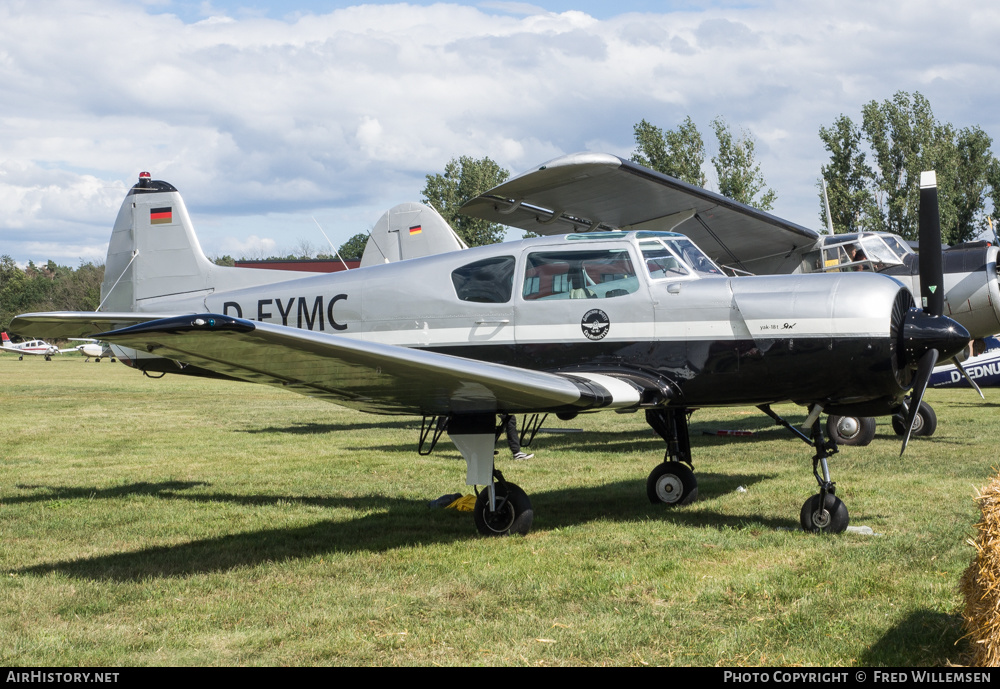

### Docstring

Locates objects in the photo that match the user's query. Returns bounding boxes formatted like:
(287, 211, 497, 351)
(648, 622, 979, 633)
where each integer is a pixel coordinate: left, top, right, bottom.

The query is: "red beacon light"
(137, 171, 151, 188)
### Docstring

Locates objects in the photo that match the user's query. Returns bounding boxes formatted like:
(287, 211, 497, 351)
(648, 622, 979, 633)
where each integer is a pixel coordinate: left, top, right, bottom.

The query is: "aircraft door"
(514, 246, 654, 364)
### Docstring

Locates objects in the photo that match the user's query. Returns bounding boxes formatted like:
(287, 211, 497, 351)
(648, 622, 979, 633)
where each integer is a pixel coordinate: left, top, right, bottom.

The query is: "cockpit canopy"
(449, 231, 725, 305)
(803, 232, 913, 273)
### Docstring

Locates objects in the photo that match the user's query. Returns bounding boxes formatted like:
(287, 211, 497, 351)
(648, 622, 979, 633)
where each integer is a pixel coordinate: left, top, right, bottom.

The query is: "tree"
(337, 232, 369, 261)
(631, 116, 707, 186)
(818, 115, 878, 233)
(422, 156, 510, 246)
(820, 91, 998, 243)
(710, 117, 777, 211)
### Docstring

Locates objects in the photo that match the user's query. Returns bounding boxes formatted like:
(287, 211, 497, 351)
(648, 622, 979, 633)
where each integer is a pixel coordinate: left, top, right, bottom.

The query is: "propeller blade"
(918, 170, 944, 317)
(900, 348, 938, 456)
(953, 358, 986, 400)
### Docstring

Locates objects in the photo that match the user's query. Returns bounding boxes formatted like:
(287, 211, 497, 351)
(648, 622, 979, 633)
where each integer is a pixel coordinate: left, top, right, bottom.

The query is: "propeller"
(952, 356, 986, 400)
(899, 171, 971, 454)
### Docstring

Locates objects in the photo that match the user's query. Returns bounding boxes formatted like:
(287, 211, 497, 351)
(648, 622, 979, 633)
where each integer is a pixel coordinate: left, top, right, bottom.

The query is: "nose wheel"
(800, 492, 849, 533)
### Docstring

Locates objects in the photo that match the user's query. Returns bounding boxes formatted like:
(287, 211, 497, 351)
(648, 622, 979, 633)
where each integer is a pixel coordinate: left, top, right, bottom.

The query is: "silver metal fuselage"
(139, 233, 911, 412)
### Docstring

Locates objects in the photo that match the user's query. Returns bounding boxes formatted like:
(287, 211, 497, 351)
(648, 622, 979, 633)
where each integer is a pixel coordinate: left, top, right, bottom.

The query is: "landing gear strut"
(644, 408, 699, 506)
(444, 413, 534, 537)
(759, 404, 850, 533)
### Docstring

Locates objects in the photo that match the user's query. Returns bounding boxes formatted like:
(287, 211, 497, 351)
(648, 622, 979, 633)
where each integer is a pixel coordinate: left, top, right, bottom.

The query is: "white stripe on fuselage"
(254, 317, 888, 347)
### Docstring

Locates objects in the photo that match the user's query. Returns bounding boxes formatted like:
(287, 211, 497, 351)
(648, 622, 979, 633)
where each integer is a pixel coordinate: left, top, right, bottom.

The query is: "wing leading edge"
(460, 152, 820, 274)
(91, 314, 642, 416)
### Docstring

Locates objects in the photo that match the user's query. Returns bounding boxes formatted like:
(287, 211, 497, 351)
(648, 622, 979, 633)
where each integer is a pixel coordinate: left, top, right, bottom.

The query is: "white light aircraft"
(0, 332, 73, 360)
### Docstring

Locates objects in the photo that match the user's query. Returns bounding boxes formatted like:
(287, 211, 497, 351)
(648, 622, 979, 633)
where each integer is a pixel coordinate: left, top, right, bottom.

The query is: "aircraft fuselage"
(126, 231, 917, 416)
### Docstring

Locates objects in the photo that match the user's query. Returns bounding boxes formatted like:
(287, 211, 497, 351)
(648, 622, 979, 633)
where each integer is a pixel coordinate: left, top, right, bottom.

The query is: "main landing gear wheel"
(891, 401, 937, 437)
(474, 481, 533, 537)
(826, 415, 876, 446)
(646, 461, 698, 506)
(800, 493, 849, 533)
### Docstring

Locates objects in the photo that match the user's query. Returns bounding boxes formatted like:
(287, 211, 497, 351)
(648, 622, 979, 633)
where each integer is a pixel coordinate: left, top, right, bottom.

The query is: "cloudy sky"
(2, 0, 998, 265)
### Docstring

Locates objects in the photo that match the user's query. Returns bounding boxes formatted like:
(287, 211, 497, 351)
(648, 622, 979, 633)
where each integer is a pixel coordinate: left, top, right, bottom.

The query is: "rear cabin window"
(523, 249, 639, 300)
(451, 256, 516, 303)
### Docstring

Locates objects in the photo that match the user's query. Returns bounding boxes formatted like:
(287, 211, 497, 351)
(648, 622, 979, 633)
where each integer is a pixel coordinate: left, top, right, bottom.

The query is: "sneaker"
(513, 452, 534, 461)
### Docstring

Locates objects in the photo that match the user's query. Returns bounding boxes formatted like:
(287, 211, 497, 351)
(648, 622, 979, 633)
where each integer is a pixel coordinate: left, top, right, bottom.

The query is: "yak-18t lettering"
(12, 169, 969, 535)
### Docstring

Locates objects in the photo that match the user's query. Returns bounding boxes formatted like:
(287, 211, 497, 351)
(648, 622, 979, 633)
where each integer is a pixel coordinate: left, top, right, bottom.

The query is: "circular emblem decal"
(581, 309, 610, 340)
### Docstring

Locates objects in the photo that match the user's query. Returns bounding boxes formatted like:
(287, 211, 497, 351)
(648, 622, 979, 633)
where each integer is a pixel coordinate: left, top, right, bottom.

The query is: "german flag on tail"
(150, 207, 173, 225)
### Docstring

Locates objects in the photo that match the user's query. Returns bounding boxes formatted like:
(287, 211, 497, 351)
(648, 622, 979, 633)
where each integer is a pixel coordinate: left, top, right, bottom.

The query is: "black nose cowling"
(902, 309, 970, 366)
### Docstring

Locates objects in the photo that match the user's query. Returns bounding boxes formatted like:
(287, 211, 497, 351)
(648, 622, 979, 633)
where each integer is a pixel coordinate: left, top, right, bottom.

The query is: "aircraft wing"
(460, 152, 820, 273)
(79, 314, 642, 416)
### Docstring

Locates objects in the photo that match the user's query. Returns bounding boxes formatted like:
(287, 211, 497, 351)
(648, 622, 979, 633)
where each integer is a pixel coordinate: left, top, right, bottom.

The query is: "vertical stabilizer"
(101, 172, 322, 312)
(360, 202, 466, 267)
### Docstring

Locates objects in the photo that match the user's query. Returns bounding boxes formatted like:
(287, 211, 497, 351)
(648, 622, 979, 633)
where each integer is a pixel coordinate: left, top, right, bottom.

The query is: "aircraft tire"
(826, 415, 876, 446)
(646, 461, 698, 506)
(800, 493, 849, 533)
(473, 482, 533, 537)
(891, 401, 937, 437)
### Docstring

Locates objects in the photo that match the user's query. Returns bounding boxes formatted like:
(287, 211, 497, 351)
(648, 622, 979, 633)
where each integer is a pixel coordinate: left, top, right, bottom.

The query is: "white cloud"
(0, 0, 998, 262)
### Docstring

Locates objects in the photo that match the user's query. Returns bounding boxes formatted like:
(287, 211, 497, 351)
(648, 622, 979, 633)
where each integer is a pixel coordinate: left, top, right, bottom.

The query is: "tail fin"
(360, 202, 466, 267)
(101, 172, 320, 312)
(1, 332, 10, 344)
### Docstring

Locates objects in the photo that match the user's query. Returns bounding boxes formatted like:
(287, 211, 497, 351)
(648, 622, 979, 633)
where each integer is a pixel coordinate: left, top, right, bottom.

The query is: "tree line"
(0, 257, 104, 332)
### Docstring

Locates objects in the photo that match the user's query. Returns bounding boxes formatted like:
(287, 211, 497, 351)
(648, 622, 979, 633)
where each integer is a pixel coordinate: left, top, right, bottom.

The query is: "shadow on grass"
(858, 609, 968, 667)
(9, 481, 211, 505)
(239, 419, 420, 434)
(16, 473, 794, 582)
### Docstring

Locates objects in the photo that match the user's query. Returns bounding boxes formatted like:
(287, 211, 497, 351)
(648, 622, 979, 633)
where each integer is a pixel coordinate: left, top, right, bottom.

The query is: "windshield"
(859, 235, 908, 264)
(640, 237, 722, 279)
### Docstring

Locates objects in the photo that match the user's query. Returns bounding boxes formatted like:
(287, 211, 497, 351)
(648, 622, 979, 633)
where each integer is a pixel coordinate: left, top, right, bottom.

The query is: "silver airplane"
(12, 170, 969, 536)
(462, 153, 1000, 445)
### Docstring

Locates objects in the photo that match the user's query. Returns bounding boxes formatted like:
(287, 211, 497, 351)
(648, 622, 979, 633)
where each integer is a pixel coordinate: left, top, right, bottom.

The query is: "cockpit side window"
(642, 238, 721, 279)
(523, 249, 639, 300)
(641, 241, 689, 279)
(451, 256, 516, 303)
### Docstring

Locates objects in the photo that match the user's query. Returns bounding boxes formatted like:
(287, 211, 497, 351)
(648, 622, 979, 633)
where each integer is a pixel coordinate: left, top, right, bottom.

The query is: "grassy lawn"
(0, 354, 992, 666)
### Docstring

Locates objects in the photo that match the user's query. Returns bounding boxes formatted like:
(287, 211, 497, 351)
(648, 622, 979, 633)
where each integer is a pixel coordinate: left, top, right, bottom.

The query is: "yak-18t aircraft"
(12, 170, 970, 535)
(462, 153, 1000, 445)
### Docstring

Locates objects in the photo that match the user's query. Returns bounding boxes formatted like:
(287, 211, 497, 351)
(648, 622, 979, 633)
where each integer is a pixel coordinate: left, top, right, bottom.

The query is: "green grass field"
(0, 354, 993, 666)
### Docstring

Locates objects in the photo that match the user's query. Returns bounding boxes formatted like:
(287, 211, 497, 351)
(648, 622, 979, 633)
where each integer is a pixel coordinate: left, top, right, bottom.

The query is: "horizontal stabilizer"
(9, 312, 181, 340)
